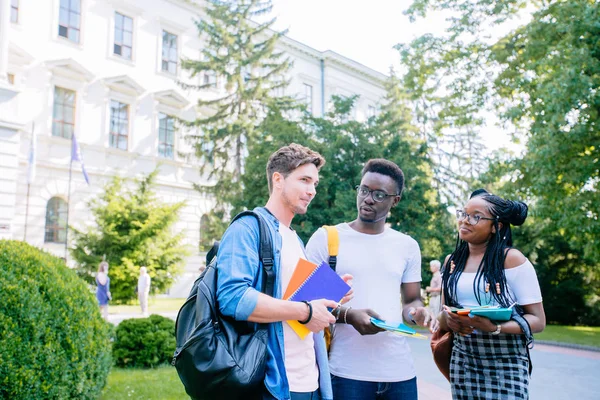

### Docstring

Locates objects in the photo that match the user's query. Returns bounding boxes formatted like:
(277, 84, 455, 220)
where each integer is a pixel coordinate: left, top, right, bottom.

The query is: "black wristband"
(298, 301, 313, 324)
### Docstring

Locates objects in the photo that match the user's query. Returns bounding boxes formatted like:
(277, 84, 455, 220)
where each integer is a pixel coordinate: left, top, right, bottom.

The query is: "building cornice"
(46, 58, 94, 82)
(103, 75, 146, 96)
(154, 89, 190, 109)
(0, 117, 25, 131)
(159, 0, 388, 87)
(9, 43, 35, 67)
(105, 0, 146, 16)
(277, 37, 387, 86)
(164, 0, 204, 16)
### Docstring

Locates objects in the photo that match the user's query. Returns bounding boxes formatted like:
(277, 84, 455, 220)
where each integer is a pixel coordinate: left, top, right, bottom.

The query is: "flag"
(71, 133, 90, 184)
(27, 125, 36, 184)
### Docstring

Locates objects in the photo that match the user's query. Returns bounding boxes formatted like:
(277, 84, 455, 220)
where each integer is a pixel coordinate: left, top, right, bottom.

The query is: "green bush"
(113, 314, 176, 368)
(0, 240, 112, 399)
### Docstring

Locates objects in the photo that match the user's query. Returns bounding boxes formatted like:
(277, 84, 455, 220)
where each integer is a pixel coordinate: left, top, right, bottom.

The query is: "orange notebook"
(284, 258, 318, 300)
(284, 259, 318, 339)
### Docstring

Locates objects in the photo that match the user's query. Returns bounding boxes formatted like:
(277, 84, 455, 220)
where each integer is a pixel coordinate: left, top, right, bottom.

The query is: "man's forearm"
(247, 293, 310, 323)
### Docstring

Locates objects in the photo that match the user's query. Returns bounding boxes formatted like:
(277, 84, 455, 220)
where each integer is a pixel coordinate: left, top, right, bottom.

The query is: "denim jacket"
(216, 207, 333, 400)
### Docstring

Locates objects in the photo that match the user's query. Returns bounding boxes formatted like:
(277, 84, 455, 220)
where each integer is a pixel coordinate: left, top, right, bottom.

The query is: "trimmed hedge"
(0, 240, 112, 399)
(113, 314, 176, 368)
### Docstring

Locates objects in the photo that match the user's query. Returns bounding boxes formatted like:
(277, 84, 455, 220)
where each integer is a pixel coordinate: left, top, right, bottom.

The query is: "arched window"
(45, 197, 68, 243)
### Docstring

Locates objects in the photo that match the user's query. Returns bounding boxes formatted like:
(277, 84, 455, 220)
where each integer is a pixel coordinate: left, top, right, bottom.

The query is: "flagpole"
(24, 122, 35, 242)
(24, 183, 31, 241)
(65, 137, 74, 261)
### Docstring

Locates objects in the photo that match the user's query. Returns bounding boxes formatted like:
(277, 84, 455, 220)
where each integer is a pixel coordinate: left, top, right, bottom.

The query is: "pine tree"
(70, 170, 189, 302)
(180, 0, 293, 211)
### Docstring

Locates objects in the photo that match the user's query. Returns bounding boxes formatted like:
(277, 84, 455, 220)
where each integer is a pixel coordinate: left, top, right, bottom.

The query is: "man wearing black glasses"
(306, 158, 438, 400)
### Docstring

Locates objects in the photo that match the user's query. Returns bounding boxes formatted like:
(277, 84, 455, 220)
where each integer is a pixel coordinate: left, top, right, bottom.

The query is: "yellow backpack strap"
(322, 225, 339, 271)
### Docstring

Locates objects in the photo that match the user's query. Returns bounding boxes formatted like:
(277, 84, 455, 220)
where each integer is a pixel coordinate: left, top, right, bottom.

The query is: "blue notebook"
(370, 318, 428, 339)
(288, 261, 351, 304)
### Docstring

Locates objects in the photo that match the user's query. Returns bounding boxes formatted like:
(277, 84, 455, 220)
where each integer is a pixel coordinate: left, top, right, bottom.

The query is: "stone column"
(0, 0, 10, 84)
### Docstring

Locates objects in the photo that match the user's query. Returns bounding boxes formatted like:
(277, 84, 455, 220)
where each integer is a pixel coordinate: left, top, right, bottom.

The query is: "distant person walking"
(137, 266, 151, 316)
(426, 260, 442, 317)
(96, 261, 111, 320)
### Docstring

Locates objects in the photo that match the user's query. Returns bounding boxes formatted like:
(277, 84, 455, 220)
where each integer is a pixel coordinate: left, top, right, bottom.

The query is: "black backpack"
(172, 211, 275, 400)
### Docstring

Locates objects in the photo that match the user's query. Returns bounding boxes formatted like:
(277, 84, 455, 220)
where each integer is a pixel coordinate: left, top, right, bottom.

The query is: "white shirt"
(456, 259, 543, 308)
(279, 223, 318, 392)
(138, 274, 151, 293)
(306, 223, 422, 382)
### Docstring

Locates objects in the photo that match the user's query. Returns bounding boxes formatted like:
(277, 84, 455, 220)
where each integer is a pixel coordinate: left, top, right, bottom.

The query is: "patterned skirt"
(450, 332, 529, 399)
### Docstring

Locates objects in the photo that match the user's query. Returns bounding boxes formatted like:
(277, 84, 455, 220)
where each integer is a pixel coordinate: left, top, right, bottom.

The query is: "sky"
(267, 0, 447, 74)
(262, 1, 527, 152)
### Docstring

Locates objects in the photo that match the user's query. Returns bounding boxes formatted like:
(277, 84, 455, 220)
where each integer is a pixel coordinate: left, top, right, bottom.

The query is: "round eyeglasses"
(455, 210, 496, 225)
(355, 185, 399, 203)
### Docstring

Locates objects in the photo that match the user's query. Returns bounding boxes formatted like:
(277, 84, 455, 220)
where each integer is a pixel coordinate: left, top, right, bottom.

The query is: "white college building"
(0, 0, 387, 294)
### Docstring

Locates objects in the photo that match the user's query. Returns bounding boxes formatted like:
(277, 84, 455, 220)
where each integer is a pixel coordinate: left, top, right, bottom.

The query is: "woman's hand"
(465, 314, 497, 333)
(442, 305, 474, 336)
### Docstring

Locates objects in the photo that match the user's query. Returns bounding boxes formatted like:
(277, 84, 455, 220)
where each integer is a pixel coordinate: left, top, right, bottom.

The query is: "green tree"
(180, 0, 292, 210)
(491, 1, 600, 263)
(402, 0, 600, 323)
(234, 91, 454, 271)
(395, 35, 490, 205)
(199, 209, 227, 252)
(70, 170, 189, 302)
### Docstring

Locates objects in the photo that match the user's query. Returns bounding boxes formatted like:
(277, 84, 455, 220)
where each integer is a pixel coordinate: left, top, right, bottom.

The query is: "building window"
(161, 31, 178, 74)
(158, 113, 175, 159)
(10, 0, 18, 23)
(203, 71, 217, 88)
(52, 87, 76, 139)
(58, 0, 81, 43)
(45, 197, 68, 243)
(368, 105, 377, 119)
(109, 100, 129, 150)
(114, 12, 133, 60)
(303, 83, 313, 114)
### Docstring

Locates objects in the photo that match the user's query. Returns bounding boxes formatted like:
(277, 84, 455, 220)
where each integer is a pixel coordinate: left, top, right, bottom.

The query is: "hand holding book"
(284, 259, 351, 339)
(370, 318, 428, 339)
(344, 308, 386, 335)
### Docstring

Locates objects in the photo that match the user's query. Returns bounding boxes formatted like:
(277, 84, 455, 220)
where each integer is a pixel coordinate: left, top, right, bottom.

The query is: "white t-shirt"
(279, 223, 318, 392)
(138, 274, 151, 293)
(305, 223, 422, 382)
(456, 259, 543, 308)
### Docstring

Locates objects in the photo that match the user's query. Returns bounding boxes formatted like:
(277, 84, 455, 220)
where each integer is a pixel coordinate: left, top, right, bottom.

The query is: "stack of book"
(284, 259, 350, 339)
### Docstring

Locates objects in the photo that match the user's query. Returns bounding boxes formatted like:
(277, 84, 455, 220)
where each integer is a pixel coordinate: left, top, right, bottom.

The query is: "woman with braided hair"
(439, 189, 545, 399)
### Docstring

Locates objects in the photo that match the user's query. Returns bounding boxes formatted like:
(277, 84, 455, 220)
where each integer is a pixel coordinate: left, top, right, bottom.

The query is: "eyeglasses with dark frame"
(355, 185, 399, 203)
(455, 210, 496, 225)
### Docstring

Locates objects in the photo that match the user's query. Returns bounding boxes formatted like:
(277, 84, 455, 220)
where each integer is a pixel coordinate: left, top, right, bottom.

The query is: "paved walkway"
(410, 335, 600, 400)
(108, 312, 600, 399)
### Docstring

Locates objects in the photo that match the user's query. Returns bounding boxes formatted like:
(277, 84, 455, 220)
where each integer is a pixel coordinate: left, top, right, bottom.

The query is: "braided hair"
(442, 189, 528, 308)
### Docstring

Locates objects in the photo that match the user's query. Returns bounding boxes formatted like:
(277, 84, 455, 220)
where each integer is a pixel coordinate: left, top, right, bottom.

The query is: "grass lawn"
(109, 297, 186, 314)
(535, 325, 600, 348)
(101, 365, 187, 400)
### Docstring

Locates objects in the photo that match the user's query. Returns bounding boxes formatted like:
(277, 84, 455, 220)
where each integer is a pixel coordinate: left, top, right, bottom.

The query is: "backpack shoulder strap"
(231, 211, 275, 297)
(322, 225, 339, 271)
